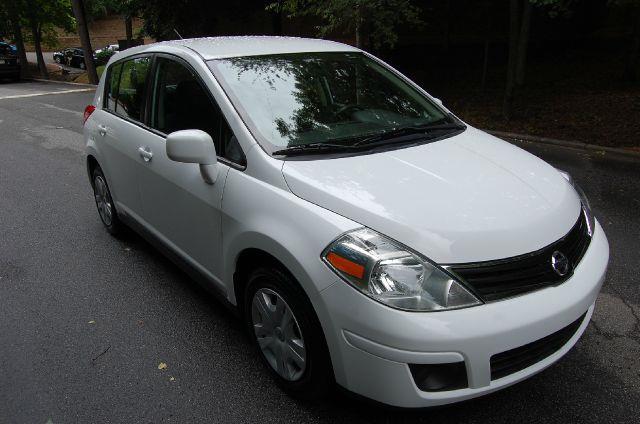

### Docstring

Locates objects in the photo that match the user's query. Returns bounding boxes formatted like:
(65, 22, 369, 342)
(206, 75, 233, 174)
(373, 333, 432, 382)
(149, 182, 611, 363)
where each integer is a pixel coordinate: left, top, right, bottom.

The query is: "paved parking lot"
(0, 80, 638, 423)
(0, 80, 93, 100)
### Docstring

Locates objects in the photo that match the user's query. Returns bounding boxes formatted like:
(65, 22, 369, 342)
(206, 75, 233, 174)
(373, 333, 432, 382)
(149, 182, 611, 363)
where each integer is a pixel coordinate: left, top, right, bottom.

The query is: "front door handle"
(138, 146, 153, 162)
(97, 124, 107, 136)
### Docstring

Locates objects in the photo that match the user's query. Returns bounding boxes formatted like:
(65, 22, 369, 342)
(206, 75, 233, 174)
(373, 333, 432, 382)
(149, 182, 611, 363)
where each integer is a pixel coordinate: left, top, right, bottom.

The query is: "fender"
(221, 165, 359, 306)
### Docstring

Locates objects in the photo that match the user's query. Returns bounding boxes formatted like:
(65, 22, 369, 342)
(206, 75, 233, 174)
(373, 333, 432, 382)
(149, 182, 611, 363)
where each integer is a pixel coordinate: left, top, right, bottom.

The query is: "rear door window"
(104, 56, 151, 122)
(105, 62, 123, 112)
(115, 56, 151, 122)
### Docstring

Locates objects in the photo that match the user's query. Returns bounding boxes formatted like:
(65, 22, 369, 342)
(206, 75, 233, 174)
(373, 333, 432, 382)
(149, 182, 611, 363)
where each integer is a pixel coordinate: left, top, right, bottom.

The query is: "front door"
(136, 55, 238, 288)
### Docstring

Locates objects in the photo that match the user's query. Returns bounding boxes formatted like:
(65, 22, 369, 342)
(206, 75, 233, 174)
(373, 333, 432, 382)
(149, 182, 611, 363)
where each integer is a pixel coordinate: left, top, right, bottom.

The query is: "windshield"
(208, 52, 456, 155)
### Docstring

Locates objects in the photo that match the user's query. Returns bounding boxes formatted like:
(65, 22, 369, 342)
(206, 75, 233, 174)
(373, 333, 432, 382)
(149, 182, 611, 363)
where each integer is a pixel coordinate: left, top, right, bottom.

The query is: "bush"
(95, 49, 116, 66)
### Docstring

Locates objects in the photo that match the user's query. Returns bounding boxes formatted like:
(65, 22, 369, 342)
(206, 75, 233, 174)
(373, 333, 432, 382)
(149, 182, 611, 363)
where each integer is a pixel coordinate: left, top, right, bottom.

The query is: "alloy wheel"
(94, 175, 113, 226)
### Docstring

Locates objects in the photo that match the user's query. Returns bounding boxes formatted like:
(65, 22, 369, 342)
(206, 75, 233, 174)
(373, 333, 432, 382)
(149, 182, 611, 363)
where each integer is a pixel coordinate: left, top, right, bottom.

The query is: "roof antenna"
(173, 29, 184, 40)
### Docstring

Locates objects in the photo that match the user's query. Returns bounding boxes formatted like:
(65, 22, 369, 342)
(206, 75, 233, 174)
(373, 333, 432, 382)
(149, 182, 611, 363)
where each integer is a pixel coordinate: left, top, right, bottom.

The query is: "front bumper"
(316, 220, 609, 408)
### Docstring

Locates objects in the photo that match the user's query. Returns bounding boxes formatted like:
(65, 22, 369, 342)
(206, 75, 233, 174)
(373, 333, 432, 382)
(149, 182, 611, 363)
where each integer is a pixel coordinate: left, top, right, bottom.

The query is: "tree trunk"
(355, 8, 362, 48)
(443, 0, 451, 51)
(271, 1, 283, 35)
(503, 0, 520, 120)
(71, 0, 98, 85)
(481, 1, 491, 90)
(515, 0, 532, 86)
(125, 15, 133, 42)
(8, 3, 29, 78)
(29, 21, 48, 79)
(623, 7, 640, 82)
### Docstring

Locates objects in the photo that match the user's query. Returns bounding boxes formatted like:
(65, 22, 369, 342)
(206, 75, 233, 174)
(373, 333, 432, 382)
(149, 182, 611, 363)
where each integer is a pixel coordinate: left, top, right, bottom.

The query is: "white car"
(94, 44, 120, 55)
(83, 37, 609, 408)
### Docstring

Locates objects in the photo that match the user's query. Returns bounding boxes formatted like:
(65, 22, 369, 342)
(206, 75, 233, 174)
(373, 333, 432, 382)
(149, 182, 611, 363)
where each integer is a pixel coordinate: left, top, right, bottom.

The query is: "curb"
(487, 130, 640, 159)
(27, 78, 97, 89)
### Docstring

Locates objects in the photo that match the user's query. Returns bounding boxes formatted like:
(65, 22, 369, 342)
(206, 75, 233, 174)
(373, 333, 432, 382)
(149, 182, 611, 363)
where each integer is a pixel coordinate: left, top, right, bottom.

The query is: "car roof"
(117, 36, 359, 61)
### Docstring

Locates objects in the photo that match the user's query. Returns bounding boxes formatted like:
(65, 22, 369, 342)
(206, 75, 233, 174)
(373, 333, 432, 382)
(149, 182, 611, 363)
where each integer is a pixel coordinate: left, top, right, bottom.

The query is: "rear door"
(95, 55, 152, 218)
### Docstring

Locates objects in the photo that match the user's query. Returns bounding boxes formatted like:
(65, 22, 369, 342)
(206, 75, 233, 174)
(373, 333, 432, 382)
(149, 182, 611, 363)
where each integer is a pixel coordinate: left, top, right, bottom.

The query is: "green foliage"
(0, 3, 11, 40)
(17, 0, 76, 48)
(29, 0, 76, 32)
(271, 0, 423, 49)
(84, 0, 139, 20)
(130, 0, 258, 40)
(95, 48, 116, 65)
(529, 0, 577, 18)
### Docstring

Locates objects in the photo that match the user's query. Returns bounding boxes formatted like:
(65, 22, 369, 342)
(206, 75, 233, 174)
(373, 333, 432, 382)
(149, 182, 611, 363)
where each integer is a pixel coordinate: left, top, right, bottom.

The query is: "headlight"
(322, 228, 481, 311)
(558, 169, 595, 236)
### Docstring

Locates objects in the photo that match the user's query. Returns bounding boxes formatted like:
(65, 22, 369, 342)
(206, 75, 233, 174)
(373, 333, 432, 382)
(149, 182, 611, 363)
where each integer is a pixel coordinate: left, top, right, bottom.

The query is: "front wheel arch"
(240, 256, 334, 397)
(233, 248, 296, 318)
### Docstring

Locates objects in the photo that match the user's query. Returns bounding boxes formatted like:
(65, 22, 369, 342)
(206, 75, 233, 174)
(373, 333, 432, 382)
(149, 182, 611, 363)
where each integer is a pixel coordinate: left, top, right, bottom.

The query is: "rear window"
(104, 56, 151, 122)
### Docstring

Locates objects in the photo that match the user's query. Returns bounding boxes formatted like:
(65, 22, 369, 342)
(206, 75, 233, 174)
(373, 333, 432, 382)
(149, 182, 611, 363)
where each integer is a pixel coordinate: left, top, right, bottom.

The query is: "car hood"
(281, 127, 582, 264)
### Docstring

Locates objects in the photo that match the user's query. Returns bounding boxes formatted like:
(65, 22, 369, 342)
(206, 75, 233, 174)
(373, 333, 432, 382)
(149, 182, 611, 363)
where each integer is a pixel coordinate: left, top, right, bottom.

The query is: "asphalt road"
(0, 80, 638, 424)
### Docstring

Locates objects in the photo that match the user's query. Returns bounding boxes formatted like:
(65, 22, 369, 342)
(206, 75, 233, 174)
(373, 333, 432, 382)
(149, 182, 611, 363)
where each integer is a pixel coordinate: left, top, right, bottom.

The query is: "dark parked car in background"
(53, 47, 87, 69)
(0, 42, 20, 81)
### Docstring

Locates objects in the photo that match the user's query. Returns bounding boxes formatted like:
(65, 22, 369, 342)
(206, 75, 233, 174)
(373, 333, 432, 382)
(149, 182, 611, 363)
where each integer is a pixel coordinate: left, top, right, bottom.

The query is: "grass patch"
(73, 65, 105, 84)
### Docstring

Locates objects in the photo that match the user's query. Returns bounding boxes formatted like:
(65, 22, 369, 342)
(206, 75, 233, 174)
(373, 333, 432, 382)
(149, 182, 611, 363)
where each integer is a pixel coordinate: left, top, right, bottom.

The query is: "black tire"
(91, 166, 124, 236)
(54, 56, 61, 64)
(244, 266, 333, 400)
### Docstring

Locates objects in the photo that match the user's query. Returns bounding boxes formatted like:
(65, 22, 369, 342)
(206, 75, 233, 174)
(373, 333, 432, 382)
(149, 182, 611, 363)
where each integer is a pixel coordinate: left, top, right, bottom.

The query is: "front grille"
(490, 312, 587, 380)
(448, 211, 591, 302)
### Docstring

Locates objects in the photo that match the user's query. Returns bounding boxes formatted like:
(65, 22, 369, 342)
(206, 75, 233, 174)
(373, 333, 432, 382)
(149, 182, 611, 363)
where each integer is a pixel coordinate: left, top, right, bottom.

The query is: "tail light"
(83, 105, 96, 125)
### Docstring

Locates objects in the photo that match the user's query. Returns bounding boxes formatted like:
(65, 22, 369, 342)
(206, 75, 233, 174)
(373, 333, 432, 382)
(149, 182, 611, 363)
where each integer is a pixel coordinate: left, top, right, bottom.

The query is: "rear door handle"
(97, 124, 107, 136)
(138, 146, 153, 162)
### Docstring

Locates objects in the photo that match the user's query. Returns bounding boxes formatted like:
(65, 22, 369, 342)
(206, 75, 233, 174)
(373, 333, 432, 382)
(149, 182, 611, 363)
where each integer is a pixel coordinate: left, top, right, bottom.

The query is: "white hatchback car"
(84, 37, 609, 408)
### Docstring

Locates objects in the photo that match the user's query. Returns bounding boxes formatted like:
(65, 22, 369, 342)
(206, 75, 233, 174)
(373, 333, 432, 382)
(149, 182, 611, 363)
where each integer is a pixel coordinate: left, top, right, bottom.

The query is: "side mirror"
(166, 129, 218, 184)
(433, 97, 443, 106)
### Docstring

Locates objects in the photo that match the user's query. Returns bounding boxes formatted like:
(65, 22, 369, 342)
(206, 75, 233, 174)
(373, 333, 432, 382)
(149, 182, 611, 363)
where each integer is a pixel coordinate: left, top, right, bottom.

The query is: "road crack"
(92, 345, 111, 362)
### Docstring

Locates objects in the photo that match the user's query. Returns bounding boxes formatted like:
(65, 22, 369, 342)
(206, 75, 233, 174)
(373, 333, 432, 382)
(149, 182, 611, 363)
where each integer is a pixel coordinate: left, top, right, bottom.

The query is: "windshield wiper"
(272, 142, 356, 156)
(352, 122, 466, 148)
(272, 120, 465, 157)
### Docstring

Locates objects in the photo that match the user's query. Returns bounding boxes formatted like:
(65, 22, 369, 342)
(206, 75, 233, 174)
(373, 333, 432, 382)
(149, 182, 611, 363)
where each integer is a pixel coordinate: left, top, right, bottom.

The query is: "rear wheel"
(244, 267, 333, 399)
(92, 166, 123, 235)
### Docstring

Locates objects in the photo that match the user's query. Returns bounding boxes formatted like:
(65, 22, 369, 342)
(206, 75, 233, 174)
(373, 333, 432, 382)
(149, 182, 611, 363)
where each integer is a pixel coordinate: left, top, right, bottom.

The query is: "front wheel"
(245, 267, 333, 399)
(92, 166, 123, 235)
(79, 61, 86, 70)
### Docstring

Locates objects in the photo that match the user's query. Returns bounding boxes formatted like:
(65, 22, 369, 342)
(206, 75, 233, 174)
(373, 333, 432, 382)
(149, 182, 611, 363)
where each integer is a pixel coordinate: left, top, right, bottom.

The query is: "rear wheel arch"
(86, 155, 99, 188)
